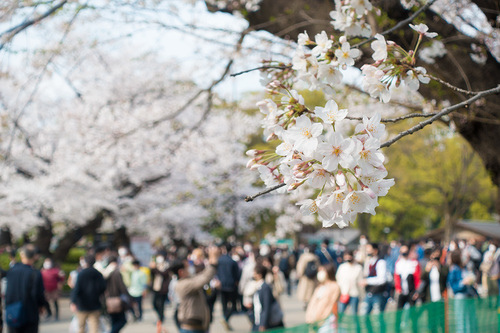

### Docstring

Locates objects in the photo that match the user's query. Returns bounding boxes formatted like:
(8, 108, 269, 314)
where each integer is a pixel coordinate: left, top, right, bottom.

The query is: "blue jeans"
(364, 293, 388, 314)
(338, 296, 360, 315)
(132, 296, 143, 320)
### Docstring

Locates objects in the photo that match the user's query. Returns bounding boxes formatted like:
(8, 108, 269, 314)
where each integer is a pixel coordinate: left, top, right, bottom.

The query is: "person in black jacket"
(216, 243, 240, 331)
(5, 245, 46, 333)
(70, 254, 107, 333)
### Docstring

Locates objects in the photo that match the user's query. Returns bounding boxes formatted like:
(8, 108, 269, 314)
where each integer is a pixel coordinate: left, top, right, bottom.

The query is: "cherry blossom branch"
(245, 183, 286, 202)
(3, 6, 82, 161)
(354, 0, 438, 48)
(424, 74, 478, 95)
(105, 28, 250, 147)
(0, 0, 68, 51)
(381, 84, 500, 148)
(231, 65, 291, 77)
(346, 112, 436, 123)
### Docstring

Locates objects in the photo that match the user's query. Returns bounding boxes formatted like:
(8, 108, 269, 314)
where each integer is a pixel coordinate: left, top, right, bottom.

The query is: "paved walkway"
(40, 292, 307, 333)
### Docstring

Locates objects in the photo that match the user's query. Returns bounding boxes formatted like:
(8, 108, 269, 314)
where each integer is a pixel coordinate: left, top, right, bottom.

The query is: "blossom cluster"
(247, 0, 438, 228)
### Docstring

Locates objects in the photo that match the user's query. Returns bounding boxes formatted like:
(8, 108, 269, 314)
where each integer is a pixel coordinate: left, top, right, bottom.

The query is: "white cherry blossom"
(314, 100, 348, 124)
(371, 34, 387, 61)
(312, 31, 333, 56)
(308, 164, 333, 189)
(286, 115, 323, 156)
(355, 137, 385, 173)
(318, 63, 343, 85)
(297, 31, 311, 46)
(409, 23, 438, 38)
(317, 132, 355, 171)
(355, 113, 386, 139)
(342, 190, 372, 214)
(404, 66, 431, 91)
(335, 41, 361, 67)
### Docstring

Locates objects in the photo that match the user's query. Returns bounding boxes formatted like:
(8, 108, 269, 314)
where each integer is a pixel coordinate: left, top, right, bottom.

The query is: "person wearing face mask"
(393, 245, 421, 333)
(361, 243, 388, 314)
(40, 257, 65, 321)
(394, 245, 421, 309)
(413, 247, 448, 333)
(216, 243, 240, 331)
(70, 254, 106, 333)
(336, 251, 363, 315)
(149, 252, 171, 325)
(305, 264, 340, 331)
(172, 246, 221, 333)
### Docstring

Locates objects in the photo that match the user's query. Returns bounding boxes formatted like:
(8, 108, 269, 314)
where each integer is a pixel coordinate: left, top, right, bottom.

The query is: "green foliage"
(371, 121, 496, 241)
(0, 253, 10, 271)
(65, 247, 86, 263)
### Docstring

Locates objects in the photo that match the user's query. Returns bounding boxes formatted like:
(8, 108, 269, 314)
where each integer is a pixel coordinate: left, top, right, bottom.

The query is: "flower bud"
(246, 159, 257, 169)
(246, 149, 258, 157)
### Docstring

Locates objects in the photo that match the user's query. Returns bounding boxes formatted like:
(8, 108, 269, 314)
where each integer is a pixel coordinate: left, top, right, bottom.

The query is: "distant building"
(425, 220, 500, 241)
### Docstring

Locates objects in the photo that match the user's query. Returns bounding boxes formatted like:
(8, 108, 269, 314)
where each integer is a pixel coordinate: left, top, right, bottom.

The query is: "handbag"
(105, 296, 123, 314)
(339, 294, 350, 304)
(6, 301, 27, 328)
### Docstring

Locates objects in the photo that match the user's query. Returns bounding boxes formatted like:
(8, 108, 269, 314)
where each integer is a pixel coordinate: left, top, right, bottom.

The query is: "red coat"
(41, 267, 65, 292)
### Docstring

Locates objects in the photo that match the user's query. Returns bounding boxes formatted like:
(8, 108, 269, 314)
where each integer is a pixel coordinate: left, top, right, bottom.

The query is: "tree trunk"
(443, 210, 453, 245)
(0, 227, 12, 247)
(357, 214, 371, 239)
(34, 225, 53, 257)
(112, 226, 130, 249)
(52, 209, 111, 262)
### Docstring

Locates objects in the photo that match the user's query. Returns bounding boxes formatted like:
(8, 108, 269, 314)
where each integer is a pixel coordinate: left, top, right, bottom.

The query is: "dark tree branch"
(381, 85, 500, 148)
(245, 183, 286, 202)
(0, 0, 68, 51)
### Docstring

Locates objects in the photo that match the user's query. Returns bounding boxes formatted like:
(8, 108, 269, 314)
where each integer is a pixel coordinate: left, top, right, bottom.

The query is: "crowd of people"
(0, 235, 499, 333)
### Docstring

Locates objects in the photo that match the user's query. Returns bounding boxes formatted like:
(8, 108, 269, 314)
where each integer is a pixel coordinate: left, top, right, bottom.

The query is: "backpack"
(279, 256, 290, 275)
(304, 260, 318, 279)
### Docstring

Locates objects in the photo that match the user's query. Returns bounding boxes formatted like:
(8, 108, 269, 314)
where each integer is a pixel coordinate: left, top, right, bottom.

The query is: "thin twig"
(381, 85, 500, 148)
(231, 65, 291, 77)
(346, 112, 437, 123)
(0, 0, 68, 51)
(353, 0, 439, 48)
(425, 74, 478, 95)
(245, 183, 286, 202)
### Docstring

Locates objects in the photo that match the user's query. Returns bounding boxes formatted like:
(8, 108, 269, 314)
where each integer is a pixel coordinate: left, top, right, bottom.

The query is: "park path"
(40, 291, 307, 333)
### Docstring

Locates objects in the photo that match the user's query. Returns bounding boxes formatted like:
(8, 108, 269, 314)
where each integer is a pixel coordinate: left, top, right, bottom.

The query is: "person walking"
(128, 260, 148, 321)
(336, 251, 363, 315)
(413, 247, 448, 333)
(296, 246, 319, 309)
(149, 252, 171, 325)
(305, 264, 340, 331)
(105, 256, 132, 333)
(70, 255, 107, 333)
(5, 245, 46, 333)
(40, 257, 65, 321)
(361, 243, 389, 314)
(172, 246, 221, 333)
(216, 243, 240, 331)
(250, 264, 284, 332)
(447, 250, 478, 333)
(394, 245, 421, 309)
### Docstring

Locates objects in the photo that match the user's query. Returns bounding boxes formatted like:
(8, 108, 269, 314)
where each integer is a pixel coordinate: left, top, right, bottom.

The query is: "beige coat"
(296, 252, 319, 303)
(305, 281, 340, 323)
(176, 264, 217, 330)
